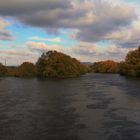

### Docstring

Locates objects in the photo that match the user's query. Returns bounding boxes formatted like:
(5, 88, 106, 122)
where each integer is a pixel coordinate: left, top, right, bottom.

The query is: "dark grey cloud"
(0, 0, 71, 16)
(76, 1, 136, 42)
(117, 39, 140, 48)
(0, 32, 13, 40)
(0, 0, 137, 44)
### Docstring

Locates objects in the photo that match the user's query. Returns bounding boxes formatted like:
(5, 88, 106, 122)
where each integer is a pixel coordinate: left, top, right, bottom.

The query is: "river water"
(0, 73, 140, 140)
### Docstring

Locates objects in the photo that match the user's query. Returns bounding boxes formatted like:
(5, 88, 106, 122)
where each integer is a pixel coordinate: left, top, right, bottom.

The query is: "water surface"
(0, 73, 140, 140)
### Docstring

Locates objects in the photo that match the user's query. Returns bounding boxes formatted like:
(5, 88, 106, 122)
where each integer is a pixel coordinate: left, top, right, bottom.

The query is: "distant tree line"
(0, 47, 140, 78)
(89, 46, 140, 77)
(89, 60, 120, 73)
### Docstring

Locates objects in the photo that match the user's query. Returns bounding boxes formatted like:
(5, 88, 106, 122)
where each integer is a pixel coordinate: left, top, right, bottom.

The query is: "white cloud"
(105, 29, 132, 41)
(69, 42, 129, 62)
(0, 18, 10, 29)
(0, 49, 39, 65)
(27, 41, 135, 62)
(1, 39, 136, 65)
(27, 41, 65, 52)
(29, 36, 62, 43)
(111, 11, 140, 48)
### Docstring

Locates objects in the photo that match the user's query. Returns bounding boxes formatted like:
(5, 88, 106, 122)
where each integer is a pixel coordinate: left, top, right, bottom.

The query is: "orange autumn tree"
(36, 51, 87, 78)
(120, 46, 140, 77)
(15, 62, 37, 77)
(0, 63, 7, 77)
(90, 60, 120, 73)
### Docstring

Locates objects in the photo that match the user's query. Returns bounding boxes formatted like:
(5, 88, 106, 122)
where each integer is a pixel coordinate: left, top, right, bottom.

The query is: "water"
(0, 73, 140, 140)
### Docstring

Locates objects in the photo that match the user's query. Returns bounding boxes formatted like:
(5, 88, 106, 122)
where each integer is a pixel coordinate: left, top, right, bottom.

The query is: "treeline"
(0, 63, 7, 77)
(0, 51, 87, 78)
(89, 46, 140, 77)
(0, 46, 140, 78)
(89, 60, 120, 73)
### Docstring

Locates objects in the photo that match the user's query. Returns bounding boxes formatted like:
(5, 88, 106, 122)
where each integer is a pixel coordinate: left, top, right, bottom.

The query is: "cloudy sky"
(0, 0, 140, 65)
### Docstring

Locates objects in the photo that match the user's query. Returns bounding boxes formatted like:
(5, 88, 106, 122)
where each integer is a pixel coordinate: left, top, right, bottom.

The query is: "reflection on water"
(0, 74, 140, 140)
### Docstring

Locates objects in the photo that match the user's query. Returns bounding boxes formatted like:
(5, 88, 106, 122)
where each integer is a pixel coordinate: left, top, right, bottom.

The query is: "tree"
(120, 46, 140, 77)
(6, 66, 17, 77)
(0, 63, 7, 76)
(16, 62, 37, 77)
(36, 51, 87, 78)
(90, 60, 120, 73)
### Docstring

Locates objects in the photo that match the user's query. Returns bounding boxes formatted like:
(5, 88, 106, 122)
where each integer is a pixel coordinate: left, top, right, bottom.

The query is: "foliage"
(120, 46, 140, 77)
(6, 66, 18, 77)
(36, 51, 87, 78)
(15, 62, 37, 78)
(2, 47, 140, 78)
(90, 60, 120, 73)
(0, 63, 7, 77)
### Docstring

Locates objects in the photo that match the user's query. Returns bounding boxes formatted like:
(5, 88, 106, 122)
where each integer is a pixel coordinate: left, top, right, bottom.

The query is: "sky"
(0, 0, 140, 65)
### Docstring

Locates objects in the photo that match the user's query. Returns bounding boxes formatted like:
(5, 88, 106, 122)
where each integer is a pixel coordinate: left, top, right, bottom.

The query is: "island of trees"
(0, 46, 140, 78)
(36, 51, 87, 78)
